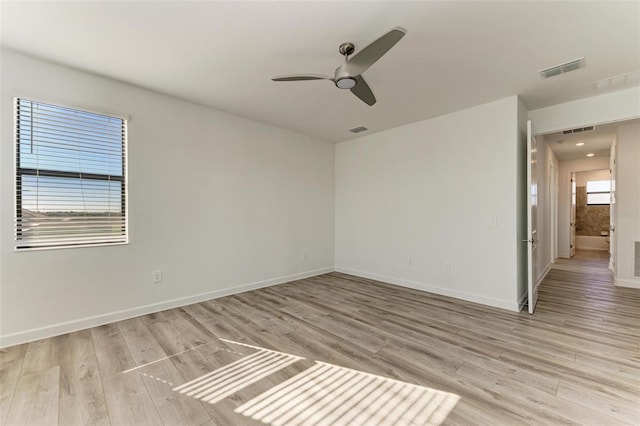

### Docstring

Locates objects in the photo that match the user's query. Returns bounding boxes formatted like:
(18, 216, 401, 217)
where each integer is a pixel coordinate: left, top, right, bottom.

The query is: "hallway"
(537, 249, 636, 320)
(527, 249, 640, 423)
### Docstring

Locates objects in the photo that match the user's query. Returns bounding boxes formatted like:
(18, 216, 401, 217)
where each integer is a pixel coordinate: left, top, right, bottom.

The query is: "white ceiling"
(544, 119, 640, 161)
(1, 1, 639, 142)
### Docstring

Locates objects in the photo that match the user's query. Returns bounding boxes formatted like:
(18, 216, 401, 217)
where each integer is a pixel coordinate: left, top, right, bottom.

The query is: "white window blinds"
(15, 98, 128, 249)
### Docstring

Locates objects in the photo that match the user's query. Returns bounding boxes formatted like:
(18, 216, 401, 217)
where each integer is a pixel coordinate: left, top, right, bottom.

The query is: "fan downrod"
(338, 42, 355, 56)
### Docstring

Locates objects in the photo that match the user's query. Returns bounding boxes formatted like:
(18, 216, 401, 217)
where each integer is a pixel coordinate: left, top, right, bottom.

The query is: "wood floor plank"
(20, 336, 61, 376)
(86, 417, 111, 426)
(181, 303, 253, 345)
(91, 323, 136, 376)
(454, 360, 615, 424)
(117, 317, 168, 366)
(556, 380, 640, 423)
(138, 358, 210, 426)
(0, 345, 26, 366)
(58, 330, 109, 426)
(101, 371, 162, 426)
(140, 311, 195, 355)
(5, 366, 59, 426)
(162, 307, 218, 347)
(0, 358, 23, 426)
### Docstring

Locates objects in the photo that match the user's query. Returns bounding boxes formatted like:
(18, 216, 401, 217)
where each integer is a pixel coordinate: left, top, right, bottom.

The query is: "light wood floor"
(1, 250, 638, 425)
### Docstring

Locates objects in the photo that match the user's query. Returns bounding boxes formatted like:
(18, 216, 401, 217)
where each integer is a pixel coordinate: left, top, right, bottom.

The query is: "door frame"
(570, 173, 577, 257)
(549, 162, 557, 262)
(526, 120, 539, 314)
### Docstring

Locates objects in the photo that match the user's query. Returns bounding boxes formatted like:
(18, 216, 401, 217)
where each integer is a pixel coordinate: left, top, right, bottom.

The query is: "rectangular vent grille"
(350, 126, 368, 133)
(540, 57, 586, 79)
(594, 71, 640, 92)
(635, 241, 640, 277)
(562, 126, 595, 135)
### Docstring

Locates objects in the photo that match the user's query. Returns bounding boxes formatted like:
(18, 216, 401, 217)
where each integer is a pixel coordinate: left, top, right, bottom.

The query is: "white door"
(526, 120, 539, 314)
(609, 140, 616, 271)
(570, 173, 576, 257)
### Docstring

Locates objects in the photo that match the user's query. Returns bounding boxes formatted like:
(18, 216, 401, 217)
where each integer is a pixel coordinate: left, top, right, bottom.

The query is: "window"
(586, 180, 611, 205)
(15, 98, 127, 249)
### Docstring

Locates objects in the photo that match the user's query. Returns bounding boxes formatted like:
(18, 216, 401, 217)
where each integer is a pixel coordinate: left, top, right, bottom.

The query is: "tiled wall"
(576, 186, 610, 236)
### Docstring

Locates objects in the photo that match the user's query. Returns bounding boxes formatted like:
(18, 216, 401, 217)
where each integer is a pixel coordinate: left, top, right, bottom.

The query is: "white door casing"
(527, 120, 539, 314)
(570, 173, 576, 257)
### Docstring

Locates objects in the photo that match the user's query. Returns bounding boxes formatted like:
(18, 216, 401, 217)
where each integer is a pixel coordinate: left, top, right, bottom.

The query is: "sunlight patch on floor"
(167, 339, 460, 425)
(172, 346, 302, 404)
(235, 361, 459, 425)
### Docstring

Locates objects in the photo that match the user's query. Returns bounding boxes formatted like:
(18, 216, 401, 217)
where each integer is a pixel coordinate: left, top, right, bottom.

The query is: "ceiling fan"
(272, 27, 407, 106)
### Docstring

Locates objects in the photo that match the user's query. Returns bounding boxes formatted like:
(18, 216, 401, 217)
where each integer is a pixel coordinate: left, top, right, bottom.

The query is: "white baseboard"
(0, 267, 334, 348)
(614, 277, 640, 289)
(537, 263, 551, 287)
(335, 267, 519, 312)
(516, 264, 551, 312)
(517, 292, 528, 311)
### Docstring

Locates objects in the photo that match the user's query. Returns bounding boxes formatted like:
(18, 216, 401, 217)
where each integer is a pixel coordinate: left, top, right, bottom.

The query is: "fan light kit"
(272, 27, 407, 106)
(336, 77, 357, 89)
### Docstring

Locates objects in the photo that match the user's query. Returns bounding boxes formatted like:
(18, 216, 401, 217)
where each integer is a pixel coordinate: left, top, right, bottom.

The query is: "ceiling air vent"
(350, 126, 368, 133)
(562, 125, 595, 135)
(594, 71, 640, 91)
(540, 57, 586, 79)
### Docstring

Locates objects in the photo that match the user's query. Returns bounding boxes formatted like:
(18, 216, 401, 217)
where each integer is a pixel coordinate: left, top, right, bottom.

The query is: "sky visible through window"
(586, 179, 611, 205)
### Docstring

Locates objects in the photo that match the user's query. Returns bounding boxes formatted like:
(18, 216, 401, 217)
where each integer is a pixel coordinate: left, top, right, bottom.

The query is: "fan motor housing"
(339, 42, 355, 56)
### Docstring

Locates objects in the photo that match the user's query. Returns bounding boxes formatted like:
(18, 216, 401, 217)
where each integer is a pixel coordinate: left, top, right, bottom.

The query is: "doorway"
(542, 122, 617, 264)
(539, 118, 640, 287)
(572, 169, 611, 254)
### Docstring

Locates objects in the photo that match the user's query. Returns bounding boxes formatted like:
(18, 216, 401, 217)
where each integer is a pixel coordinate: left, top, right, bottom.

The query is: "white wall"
(0, 50, 335, 347)
(335, 96, 521, 311)
(615, 122, 640, 288)
(557, 157, 610, 258)
(575, 169, 610, 186)
(529, 87, 640, 135)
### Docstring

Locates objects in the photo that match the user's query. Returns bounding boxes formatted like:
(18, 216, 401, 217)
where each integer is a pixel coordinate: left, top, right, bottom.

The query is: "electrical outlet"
(152, 270, 162, 283)
(302, 250, 309, 261)
(408, 257, 413, 266)
(444, 262, 452, 272)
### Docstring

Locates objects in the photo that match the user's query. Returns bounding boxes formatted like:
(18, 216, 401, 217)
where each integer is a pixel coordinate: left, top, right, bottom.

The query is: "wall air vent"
(562, 125, 595, 135)
(350, 126, 368, 133)
(540, 57, 586, 79)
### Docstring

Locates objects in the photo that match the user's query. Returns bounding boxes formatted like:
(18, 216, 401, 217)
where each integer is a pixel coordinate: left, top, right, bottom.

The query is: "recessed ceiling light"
(586, 153, 595, 157)
(576, 142, 585, 146)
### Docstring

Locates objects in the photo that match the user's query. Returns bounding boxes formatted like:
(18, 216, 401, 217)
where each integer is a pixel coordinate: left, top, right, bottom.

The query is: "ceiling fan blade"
(350, 75, 376, 106)
(346, 27, 407, 76)
(272, 74, 333, 81)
